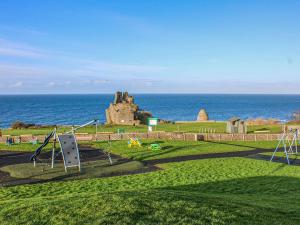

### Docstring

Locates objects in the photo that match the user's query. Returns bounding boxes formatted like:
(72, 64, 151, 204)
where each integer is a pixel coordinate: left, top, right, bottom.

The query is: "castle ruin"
(105, 91, 152, 125)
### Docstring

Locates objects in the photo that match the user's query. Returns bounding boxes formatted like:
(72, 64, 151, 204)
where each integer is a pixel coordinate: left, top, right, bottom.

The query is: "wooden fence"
(0, 131, 284, 143)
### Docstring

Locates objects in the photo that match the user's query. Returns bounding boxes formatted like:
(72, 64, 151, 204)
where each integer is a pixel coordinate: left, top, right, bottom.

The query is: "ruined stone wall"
(105, 91, 151, 125)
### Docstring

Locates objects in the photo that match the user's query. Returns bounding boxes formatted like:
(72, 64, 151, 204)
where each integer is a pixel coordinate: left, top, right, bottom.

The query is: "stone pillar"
(197, 109, 209, 121)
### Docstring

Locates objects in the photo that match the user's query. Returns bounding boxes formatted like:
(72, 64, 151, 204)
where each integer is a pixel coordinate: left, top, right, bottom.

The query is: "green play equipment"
(149, 143, 161, 151)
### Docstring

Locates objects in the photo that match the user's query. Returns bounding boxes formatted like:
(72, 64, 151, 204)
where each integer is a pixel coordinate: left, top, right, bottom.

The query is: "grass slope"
(0, 143, 52, 152)
(93, 140, 278, 161)
(0, 158, 300, 224)
(1, 122, 282, 136)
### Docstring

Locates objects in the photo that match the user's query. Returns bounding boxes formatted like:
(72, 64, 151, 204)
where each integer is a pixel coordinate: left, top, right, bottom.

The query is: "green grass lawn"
(247, 124, 282, 133)
(93, 139, 278, 161)
(0, 139, 278, 160)
(1, 122, 226, 135)
(1, 122, 283, 136)
(261, 151, 300, 160)
(0, 157, 300, 224)
(0, 143, 52, 152)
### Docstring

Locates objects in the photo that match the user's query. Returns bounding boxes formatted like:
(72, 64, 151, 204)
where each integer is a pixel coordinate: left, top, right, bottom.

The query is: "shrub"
(11, 121, 35, 129)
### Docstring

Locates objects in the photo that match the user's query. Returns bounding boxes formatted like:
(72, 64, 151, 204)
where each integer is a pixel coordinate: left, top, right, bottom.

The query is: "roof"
(228, 117, 241, 122)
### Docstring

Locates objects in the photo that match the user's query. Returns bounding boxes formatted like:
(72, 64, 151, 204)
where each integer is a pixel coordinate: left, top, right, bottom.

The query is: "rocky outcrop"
(105, 91, 152, 125)
(197, 109, 209, 121)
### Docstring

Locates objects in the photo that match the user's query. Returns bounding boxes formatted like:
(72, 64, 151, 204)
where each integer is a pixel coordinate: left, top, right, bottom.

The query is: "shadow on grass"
(112, 176, 300, 224)
(136, 145, 203, 161)
(203, 140, 274, 150)
(156, 175, 300, 198)
(247, 153, 300, 168)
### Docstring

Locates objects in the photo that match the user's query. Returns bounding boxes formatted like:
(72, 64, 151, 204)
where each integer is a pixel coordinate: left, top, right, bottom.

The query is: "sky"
(0, 0, 299, 94)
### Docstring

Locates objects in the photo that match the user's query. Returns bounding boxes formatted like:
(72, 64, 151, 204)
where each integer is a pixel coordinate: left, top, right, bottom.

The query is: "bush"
(11, 121, 35, 129)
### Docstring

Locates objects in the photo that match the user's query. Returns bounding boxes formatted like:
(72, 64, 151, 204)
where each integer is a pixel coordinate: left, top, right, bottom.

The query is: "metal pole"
(65, 119, 97, 134)
(270, 133, 285, 162)
(51, 129, 56, 169)
(283, 140, 290, 165)
(96, 121, 98, 141)
(296, 129, 299, 154)
(72, 125, 81, 172)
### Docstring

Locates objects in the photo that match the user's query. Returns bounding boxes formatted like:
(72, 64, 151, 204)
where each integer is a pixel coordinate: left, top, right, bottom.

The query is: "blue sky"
(0, 0, 299, 94)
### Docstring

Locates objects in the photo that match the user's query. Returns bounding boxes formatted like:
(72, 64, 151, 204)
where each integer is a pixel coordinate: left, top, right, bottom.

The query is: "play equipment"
(149, 143, 161, 151)
(128, 138, 141, 148)
(30, 119, 102, 172)
(270, 129, 300, 165)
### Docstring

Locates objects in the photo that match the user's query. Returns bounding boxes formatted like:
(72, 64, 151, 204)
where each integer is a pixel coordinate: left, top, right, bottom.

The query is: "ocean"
(0, 94, 300, 128)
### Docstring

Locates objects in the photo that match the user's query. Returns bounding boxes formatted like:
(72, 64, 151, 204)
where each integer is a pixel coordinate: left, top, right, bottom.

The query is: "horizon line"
(1, 92, 300, 96)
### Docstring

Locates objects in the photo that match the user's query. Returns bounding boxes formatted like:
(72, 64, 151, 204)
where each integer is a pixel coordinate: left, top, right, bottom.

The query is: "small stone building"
(293, 111, 300, 120)
(197, 109, 209, 121)
(226, 117, 247, 134)
(105, 91, 152, 125)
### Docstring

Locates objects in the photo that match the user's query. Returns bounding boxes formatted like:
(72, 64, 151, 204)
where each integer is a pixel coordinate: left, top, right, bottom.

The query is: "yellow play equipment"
(128, 138, 142, 148)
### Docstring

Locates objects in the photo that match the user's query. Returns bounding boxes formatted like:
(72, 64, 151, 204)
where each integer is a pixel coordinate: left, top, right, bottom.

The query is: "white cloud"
(46, 81, 56, 87)
(0, 63, 48, 76)
(77, 60, 168, 74)
(10, 81, 23, 87)
(93, 79, 110, 85)
(0, 25, 46, 36)
(0, 38, 45, 58)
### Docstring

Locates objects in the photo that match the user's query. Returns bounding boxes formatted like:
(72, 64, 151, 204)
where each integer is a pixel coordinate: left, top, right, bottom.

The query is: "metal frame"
(34, 119, 100, 172)
(270, 129, 299, 165)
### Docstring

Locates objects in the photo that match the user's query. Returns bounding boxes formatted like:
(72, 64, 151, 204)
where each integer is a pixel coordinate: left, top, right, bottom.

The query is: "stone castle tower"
(105, 91, 152, 125)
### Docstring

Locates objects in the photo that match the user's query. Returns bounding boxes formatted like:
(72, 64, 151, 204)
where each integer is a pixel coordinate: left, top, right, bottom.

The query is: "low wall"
(0, 132, 284, 143)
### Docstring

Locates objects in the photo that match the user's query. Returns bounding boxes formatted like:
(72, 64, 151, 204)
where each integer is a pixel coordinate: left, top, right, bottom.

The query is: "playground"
(1, 121, 300, 224)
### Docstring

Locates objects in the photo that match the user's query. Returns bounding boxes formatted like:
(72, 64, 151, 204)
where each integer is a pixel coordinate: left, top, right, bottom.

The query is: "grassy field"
(0, 139, 278, 159)
(1, 122, 226, 135)
(0, 157, 300, 224)
(93, 139, 278, 161)
(261, 151, 300, 160)
(1, 138, 298, 224)
(247, 124, 282, 133)
(0, 142, 52, 152)
(1, 122, 283, 136)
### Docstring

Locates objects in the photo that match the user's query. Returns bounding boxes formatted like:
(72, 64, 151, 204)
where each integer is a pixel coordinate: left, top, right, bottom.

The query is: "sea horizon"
(1, 93, 300, 96)
(1, 94, 300, 128)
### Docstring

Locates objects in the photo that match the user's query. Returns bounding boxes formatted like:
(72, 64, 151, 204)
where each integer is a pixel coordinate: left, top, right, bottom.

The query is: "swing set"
(270, 128, 300, 165)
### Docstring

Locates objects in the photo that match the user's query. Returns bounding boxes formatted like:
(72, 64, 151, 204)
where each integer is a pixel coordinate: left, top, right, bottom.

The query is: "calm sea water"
(0, 94, 300, 128)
